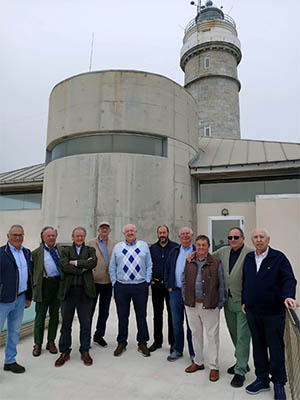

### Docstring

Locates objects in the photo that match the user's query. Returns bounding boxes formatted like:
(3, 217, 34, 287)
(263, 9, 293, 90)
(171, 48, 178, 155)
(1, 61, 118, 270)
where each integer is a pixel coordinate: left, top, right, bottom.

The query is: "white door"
(208, 216, 244, 252)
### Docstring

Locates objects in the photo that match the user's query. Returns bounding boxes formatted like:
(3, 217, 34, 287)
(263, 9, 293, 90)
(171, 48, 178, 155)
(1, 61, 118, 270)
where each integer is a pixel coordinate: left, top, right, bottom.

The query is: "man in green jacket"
(55, 227, 97, 367)
(32, 226, 63, 357)
(213, 227, 252, 388)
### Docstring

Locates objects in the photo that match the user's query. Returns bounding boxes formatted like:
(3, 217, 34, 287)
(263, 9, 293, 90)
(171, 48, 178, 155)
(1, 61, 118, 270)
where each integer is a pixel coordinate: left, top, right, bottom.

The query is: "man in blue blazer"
(0, 225, 33, 373)
(164, 227, 195, 362)
(242, 229, 298, 400)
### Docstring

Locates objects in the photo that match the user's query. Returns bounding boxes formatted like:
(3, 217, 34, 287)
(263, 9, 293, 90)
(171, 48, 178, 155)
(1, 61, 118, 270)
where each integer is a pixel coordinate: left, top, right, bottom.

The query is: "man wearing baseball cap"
(87, 222, 116, 347)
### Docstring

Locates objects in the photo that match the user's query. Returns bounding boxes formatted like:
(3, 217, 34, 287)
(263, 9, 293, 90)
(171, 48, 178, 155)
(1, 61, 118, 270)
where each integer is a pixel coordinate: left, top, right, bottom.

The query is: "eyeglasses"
(10, 234, 24, 238)
(228, 236, 241, 240)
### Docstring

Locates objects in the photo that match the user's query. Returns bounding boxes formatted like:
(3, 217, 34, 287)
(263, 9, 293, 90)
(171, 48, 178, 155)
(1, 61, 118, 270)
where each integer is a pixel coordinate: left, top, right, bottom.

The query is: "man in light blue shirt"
(109, 224, 152, 357)
(164, 227, 195, 362)
(0, 225, 33, 374)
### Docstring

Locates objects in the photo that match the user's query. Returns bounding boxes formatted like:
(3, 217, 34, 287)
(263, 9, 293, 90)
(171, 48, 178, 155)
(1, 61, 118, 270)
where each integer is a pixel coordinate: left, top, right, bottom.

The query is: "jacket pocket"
(0, 283, 3, 296)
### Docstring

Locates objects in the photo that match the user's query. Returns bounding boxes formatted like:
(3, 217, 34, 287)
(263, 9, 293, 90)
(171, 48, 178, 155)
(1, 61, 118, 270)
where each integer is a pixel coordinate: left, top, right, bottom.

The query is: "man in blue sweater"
(242, 229, 298, 400)
(109, 224, 152, 357)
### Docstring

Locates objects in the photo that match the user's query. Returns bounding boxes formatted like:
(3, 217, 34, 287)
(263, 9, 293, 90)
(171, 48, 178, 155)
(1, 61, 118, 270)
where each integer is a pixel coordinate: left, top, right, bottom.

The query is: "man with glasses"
(0, 225, 33, 373)
(213, 227, 252, 387)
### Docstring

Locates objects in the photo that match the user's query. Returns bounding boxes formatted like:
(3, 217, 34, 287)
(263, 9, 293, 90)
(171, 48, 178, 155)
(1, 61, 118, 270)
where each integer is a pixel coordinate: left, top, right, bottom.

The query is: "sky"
(0, 0, 299, 173)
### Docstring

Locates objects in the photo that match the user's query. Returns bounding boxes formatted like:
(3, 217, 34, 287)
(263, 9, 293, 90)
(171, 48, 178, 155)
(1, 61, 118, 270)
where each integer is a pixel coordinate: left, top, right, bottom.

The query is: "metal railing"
(184, 13, 236, 33)
(285, 309, 300, 400)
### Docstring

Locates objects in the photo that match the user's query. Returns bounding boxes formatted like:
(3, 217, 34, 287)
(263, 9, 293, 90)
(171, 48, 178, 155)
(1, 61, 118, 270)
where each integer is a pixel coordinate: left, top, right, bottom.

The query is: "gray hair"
(123, 224, 137, 233)
(72, 226, 87, 236)
(179, 226, 193, 235)
(251, 228, 270, 239)
(8, 224, 24, 234)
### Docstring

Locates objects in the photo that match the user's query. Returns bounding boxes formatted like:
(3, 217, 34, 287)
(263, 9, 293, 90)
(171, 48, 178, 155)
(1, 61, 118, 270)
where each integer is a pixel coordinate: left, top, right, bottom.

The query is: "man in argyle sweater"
(109, 224, 152, 357)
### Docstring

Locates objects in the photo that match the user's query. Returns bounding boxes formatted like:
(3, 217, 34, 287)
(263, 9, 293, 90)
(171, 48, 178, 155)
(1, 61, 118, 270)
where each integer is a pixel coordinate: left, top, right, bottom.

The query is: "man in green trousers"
(32, 226, 63, 356)
(213, 227, 252, 388)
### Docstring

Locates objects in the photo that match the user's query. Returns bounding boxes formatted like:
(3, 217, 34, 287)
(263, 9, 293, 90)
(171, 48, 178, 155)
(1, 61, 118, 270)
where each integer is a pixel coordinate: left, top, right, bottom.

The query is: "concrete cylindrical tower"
(41, 70, 199, 243)
(180, 0, 242, 139)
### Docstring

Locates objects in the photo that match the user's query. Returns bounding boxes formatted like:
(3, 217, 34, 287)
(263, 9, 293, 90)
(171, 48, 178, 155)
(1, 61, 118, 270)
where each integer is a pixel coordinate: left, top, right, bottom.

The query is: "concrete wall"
(256, 195, 300, 302)
(43, 70, 199, 244)
(0, 210, 42, 250)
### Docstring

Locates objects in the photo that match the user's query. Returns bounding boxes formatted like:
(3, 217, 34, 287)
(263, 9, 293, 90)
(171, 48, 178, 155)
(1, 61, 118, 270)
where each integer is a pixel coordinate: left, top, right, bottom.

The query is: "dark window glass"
(46, 133, 167, 164)
(0, 192, 42, 210)
(199, 178, 300, 203)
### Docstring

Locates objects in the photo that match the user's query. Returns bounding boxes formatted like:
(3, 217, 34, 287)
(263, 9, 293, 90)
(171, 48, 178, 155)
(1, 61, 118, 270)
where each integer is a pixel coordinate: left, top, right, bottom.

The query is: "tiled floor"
(0, 301, 291, 400)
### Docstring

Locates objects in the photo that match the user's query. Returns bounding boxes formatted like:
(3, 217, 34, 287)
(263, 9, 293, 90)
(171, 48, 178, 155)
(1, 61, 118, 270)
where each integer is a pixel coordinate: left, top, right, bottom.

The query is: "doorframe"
(208, 216, 244, 251)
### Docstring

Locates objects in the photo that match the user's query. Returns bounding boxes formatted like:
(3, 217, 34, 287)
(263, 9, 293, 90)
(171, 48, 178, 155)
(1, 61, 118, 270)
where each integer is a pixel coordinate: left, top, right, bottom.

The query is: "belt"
(196, 298, 204, 303)
(44, 276, 60, 280)
(17, 291, 26, 297)
(70, 285, 84, 288)
(175, 287, 181, 291)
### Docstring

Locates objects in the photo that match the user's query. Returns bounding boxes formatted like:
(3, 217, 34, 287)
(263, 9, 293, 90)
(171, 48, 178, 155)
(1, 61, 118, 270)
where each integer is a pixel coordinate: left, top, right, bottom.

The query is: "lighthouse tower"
(180, 0, 242, 139)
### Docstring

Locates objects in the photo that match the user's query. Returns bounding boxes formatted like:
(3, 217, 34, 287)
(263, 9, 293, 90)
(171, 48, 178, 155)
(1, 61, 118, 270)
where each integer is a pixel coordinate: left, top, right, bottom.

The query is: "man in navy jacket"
(242, 229, 298, 400)
(0, 225, 33, 374)
(149, 225, 178, 352)
(164, 227, 195, 362)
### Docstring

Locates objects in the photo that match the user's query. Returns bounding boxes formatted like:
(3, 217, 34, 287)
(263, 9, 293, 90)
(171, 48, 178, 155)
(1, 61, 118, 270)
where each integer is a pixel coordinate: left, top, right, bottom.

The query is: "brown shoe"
(185, 362, 205, 373)
(81, 352, 93, 366)
(32, 344, 42, 357)
(46, 342, 58, 354)
(209, 369, 219, 382)
(3, 362, 25, 373)
(55, 353, 70, 367)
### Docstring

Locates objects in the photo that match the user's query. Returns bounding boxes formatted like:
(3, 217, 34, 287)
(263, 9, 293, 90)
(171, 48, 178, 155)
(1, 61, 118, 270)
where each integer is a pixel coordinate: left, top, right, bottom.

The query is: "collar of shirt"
(230, 244, 244, 256)
(125, 240, 137, 246)
(255, 246, 269, 272)
(8, 242, 24, 253)
(180, 244, 193, 253)
(76, 246, 82, 255)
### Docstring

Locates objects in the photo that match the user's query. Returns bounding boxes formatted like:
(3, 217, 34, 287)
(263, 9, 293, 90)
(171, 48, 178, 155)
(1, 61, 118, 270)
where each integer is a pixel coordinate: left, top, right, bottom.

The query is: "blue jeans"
(169, 288, 194, 356)
(0, 294, 26, 364)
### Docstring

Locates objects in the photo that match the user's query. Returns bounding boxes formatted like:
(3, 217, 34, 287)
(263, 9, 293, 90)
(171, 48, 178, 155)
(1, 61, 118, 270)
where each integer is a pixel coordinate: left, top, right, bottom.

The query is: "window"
(46, 133, 168, 164)
(204, 125, 211, 137)
(0, 192, 42, 210)
(204, 56, 210, 69)
(199, 178, 300, 203)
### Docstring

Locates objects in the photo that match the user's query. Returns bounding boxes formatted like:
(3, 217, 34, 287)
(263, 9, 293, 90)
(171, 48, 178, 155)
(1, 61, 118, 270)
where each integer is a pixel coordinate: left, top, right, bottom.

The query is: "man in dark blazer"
(242, 228, 298, 400)
(32, 226, 63, 357)
(0, 225, 33, 373)
(55, 227, 97, 367)
(164, 227, 195, 362)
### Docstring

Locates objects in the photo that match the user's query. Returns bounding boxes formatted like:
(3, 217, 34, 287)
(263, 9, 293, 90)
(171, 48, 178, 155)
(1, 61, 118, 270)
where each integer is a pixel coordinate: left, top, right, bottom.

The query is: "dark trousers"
(34, 277, 60, 345)
(169, 288, 194, 356)
(59, 287, 92, 354)
(151, 281, 174, 346)
(90, 283, 112, 338)
(114, 281, 149, 346)
(246, 309, 287, 385)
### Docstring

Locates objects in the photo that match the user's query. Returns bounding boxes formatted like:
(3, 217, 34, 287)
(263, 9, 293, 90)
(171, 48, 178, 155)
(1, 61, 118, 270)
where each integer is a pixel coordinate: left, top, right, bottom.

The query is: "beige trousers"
(185, 304, 220, 370)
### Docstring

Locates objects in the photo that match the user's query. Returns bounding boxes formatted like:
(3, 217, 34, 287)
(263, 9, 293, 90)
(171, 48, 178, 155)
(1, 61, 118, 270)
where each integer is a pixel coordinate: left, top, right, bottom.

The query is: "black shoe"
(230, 374, 245, 388)
(227, 364, 250, 374)
(113, 344, 126, 357)
(149, 342, 162, 352)
(138, 343, 151, 357)
(3, 362, 25, 373)
(94, 336, 108, 347)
